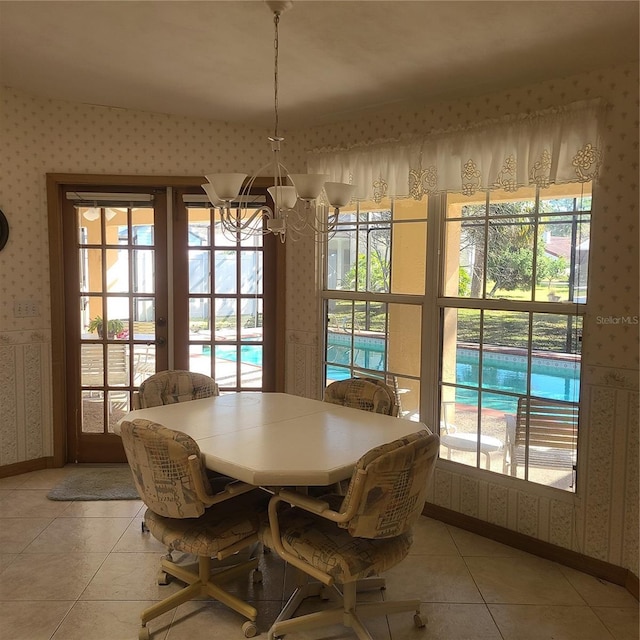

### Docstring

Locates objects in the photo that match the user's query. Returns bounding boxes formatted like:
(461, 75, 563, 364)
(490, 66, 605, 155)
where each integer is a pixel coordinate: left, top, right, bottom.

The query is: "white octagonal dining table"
(115, 392, 431, 487)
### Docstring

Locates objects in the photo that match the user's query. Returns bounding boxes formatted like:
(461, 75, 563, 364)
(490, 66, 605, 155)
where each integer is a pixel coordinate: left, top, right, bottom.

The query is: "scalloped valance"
(308, 100, 604, 202)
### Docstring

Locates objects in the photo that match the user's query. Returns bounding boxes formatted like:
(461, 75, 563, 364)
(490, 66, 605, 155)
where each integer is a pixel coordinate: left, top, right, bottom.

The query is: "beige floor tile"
(222, 546, 287, 603)
(256, 596, 392, 640)
(0, 552, 18, 574)
(281, 560, 386, 605)
(112, 517, 169, 553)
(0, 489, 72, 518)
(465, 555, 585, 605)
(165, 599, 288, 640)
(0, 517, 53, 553)
(0, 552, 107, 600)
(0, 474, 30, 489)
(14, 467, 78, 489)
(592, 606, 640, 640)
(558, 565, 639, 607)
(409, 517, 461, 555)
(51, 600, 174, 640)
(384, 555, 484, 603)
(388, 603, 502, 639)
(488, 604, 615, 639)
(447, 525, 528, 557)
(0, 600, 74, 640)
(23, 516, 132, 553)
(61, 499, 144, 517)
(80, 551, 184, 601)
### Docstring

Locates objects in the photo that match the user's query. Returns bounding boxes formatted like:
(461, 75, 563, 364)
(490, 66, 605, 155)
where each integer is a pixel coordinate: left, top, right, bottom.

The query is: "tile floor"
(0, 465, 637, 640)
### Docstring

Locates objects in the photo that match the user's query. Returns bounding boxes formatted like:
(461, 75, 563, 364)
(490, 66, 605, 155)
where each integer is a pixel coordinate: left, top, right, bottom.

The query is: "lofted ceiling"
(1, 0, 638, 129)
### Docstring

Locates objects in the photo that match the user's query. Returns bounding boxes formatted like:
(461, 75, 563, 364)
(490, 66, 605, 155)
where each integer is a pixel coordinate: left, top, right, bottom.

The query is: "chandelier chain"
(273, 12, 280, 140)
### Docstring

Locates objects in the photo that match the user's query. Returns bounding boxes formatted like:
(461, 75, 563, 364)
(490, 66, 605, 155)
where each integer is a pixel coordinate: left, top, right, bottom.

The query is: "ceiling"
(1, 1, 638, 129)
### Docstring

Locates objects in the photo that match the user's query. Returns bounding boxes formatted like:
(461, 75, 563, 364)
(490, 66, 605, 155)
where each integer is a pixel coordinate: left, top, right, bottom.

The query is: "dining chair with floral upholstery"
(323, 376, 399, 417)
(259, 428, 439, 640)
(120, 418, 267, 639)
(132, 369, 219, 409)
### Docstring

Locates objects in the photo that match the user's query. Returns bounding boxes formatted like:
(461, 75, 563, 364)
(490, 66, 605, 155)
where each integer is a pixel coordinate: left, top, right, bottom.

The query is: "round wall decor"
(0, 209, 8, 251)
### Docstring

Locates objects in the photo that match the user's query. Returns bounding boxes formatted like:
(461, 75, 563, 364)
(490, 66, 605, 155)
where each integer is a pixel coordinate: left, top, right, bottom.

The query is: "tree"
(342, 251, 389, 292)
(340, 215, 391, 292)
(460, 201, 565, 297)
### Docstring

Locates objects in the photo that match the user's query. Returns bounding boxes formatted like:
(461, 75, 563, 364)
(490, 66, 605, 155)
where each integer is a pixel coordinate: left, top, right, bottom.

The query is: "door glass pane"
(107, 208, 128, 242)
(107, 344, 129, 386)
(80, 248, 103, 293)
(241, 297, 262, 340)
(106, 298, 128, 339)
(82, 297, 104, 339)
(131, 210, 154, 244)
(133, 344, 155, 385)
(78, 207, 102, 244)
(214, 251, 237, 294)
(240, 345, 262, 388)
(132, 249, 155, 293)
(189, 249, 210, 293)
(215, 298, 237, 339)
(105, 249, 129, 292)
(241, 251, 262, 294)
(215, 345, 237, 387)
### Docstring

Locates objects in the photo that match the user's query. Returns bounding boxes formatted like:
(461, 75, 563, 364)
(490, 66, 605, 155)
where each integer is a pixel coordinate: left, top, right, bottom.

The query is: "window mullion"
(423, 193, 445, 431)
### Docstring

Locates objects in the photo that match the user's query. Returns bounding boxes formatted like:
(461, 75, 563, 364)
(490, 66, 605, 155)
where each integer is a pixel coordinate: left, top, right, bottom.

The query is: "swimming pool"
(325, 334, 580, 412)
(453, 348, 580, 412)
(213, 336, 580, 413)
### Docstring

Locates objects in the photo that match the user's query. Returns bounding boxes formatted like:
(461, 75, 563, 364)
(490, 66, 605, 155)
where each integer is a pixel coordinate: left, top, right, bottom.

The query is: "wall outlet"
(14, 300, 40, 318)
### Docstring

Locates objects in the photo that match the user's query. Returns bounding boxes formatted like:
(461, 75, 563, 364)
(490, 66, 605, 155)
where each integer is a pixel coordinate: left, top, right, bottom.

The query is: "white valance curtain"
(308, 100, 604, 202)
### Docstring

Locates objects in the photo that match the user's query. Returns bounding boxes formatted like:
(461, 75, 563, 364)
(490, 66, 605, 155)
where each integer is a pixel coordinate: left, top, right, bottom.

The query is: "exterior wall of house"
(283, 61, 639, 576)
(0, 59, 637, 576)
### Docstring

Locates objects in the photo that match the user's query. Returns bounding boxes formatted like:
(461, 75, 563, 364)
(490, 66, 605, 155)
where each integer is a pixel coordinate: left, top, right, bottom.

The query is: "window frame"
(320, 184, 590, 493)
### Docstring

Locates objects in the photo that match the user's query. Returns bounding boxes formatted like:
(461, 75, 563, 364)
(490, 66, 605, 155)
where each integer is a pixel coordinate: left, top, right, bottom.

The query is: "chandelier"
(202, 0, 355, 243)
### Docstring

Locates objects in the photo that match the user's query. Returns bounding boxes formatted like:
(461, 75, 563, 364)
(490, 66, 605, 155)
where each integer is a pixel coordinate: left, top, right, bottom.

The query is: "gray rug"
(47, 467, 140, 501)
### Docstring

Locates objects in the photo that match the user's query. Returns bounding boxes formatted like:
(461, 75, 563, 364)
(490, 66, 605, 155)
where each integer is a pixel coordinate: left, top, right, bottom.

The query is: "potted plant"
(88, 316, 125, 339)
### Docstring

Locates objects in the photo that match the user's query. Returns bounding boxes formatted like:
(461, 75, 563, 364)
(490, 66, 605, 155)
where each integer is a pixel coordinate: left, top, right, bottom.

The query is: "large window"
(322, 183, 591, 492)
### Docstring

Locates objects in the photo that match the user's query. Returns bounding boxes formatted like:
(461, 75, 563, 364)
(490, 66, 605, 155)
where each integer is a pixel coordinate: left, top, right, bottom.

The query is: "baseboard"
(625, 569, 639, 600)
(0, 456, 56, 479)
(424, 502, 638, 600)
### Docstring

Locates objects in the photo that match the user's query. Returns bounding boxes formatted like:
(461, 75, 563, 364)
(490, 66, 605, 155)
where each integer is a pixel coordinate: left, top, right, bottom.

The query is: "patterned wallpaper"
(0, 59, 638, 575)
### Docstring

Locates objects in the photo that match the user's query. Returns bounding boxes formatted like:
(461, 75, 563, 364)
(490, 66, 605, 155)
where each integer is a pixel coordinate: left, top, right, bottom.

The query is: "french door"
(58, 179, 284, 463)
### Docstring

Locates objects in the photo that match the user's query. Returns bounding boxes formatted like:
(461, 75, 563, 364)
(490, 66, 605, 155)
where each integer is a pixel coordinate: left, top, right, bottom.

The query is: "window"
(323, 197, 428, 419)
(322, 183, 591, 492)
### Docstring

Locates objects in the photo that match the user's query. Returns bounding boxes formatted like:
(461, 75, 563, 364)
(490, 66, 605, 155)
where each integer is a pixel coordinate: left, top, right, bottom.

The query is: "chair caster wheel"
(242, 620, 258, 637)
(252, 569, 263, 583)
(157, 570, 170, 585)
(414, 612, 425, 628)
(138, 625, 151, 640)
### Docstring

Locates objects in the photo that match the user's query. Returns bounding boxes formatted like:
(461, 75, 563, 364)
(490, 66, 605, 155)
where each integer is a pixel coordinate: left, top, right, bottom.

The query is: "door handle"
(156, 337, 166, 346)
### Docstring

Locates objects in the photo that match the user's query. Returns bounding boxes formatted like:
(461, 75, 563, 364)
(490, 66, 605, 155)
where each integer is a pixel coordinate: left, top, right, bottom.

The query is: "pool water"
(213, 337, 580, 413)
(325, 335, 579, 412)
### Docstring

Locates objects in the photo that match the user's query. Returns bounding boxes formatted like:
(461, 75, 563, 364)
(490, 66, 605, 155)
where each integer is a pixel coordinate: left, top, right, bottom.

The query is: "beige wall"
(0, 60, 638, 576)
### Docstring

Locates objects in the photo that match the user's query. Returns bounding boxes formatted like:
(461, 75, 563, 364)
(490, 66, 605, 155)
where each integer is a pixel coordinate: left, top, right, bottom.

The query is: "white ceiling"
(1, 1, 638, 129)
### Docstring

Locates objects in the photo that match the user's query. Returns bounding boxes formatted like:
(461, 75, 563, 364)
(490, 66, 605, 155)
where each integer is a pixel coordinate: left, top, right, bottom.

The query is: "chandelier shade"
(205, 173, 248, 202)
(202, 1, 355, 242)
(287, 174, 329, 201)
(324, 182, 356, 208)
